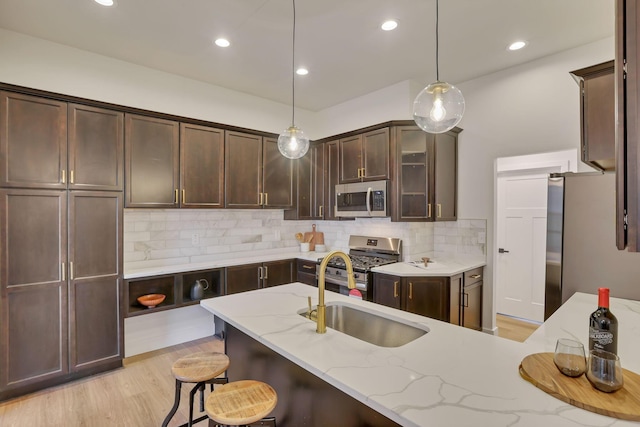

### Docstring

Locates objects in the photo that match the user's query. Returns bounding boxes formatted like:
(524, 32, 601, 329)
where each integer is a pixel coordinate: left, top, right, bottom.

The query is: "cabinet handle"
(463, 293, 469, 307)
(319, 205, 323, 217)
(357, 168, 361, 178)
(264, 266, 268, 279)
(259, 192, 264, 206)
(437, 203, 442, 218)
(393, 281, 399, 298)
(409, 282, 413, 299)
(70, 170, 74, 184)
(258, 266, 264, 280)
(69, 261, 74, 280)
(61, 169, 66, 184)
(182, 189, 186, 204)
(264, 193, 268, 206)
(174, 189, 179, 204)
(470, 274, 481, 279)
(302, 265, 315, 270)
(428, 203, 432, 218)
(360, 167, 365, 178)
(61, 263, 65, 281)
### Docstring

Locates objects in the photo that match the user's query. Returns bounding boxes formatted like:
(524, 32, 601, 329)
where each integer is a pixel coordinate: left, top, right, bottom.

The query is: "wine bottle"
(588, 287, 618, 354)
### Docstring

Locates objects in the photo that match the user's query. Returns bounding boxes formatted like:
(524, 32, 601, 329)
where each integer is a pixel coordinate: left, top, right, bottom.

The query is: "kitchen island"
(201, 283, 640, 427)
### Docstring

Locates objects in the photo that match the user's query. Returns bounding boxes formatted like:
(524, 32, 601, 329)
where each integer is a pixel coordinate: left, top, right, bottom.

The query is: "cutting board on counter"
(303, 224, 323, 251)
(519, 352, 640, 421)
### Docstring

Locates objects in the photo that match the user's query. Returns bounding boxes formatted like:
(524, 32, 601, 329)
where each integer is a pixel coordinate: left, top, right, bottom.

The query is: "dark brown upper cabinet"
(225, 131, 263, 208)
(225, 131, 294, 209)
(571, 61, 615, 172)
(390, 125, 459, 222)
(262, 137, 295, 209)
(616, 0, 639, 251)
(125, 114, 180, 208)
(0, 93, 124, 191)
(339, 127, 389, 183)
(0, 92, 67, 189)
(126, 118, 226, 208)
(180, 123, 225, 208)
(285, 142, 325, 220)
(324, 140, 341, 220)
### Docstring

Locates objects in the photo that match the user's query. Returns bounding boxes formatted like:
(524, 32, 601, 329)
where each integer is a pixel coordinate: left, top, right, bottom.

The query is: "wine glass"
(586, 349, 624, 392)
(553, 338, 587, 377)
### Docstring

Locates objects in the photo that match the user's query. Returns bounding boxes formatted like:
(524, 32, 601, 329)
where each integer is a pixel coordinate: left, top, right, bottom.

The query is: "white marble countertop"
(372, 256, 486, 277)
(123, 251, 330, 279)
(125, 252, 486, 280)
(201, 284, 640, 426)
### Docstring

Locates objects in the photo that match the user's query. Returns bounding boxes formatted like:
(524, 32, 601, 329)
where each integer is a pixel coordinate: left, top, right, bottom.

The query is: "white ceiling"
(0, 0, 614, 112)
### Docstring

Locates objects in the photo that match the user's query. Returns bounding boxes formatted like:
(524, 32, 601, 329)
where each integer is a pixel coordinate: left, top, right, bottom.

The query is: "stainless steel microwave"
(335, 180, 388, 218)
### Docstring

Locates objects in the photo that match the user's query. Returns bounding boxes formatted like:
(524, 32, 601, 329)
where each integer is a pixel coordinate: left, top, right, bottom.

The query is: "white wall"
(0, 28, 316, 137)
(0, 27, 615, 336)
(455, 37, 613, 329)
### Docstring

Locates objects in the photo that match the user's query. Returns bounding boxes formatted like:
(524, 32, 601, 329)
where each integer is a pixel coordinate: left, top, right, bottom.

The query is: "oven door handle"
(366, 187, 373, 216)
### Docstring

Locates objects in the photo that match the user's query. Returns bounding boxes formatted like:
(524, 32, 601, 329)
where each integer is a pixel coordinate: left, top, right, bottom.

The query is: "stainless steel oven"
(317, 235, 402, 301)
(334, 180, 388, 218)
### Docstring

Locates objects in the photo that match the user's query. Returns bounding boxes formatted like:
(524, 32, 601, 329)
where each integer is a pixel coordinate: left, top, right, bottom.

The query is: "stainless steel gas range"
(317, 235, 402, 301)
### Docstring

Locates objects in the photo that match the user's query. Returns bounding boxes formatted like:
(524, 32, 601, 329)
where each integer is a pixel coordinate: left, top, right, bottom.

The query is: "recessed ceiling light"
(508, 41, 527, 51)
(94, 0, 115, 6)
(215, 38, 230, 48)
(296, 68, 309, 76)
(381, 20, 398, 31)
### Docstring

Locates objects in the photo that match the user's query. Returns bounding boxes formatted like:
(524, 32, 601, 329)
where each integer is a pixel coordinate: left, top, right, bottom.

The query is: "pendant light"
(278, 0, 310, 159)
(413, 0, 465, 134)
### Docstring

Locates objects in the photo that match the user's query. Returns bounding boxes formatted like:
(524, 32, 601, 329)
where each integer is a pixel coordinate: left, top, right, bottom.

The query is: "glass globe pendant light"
(413, 0, 464, 134)
(278, 0, 310, 159)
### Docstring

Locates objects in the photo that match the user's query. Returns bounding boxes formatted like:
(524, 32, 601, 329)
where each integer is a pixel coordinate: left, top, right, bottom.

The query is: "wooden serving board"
(303, 224, 317, 250)
(519, 352, 640, 421)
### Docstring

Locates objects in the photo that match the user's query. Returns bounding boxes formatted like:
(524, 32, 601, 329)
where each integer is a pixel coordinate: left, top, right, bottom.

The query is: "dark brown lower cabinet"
(68, 192, 123, 371)
(462, 268, 483, 331)
(226, 260, 294, 294)
(225, 323, 401, 426)
(373, 268, 483, 329)
(296, 259, 317, 286)
(373, 274, 450, 321)
(0, 189, 123, 400)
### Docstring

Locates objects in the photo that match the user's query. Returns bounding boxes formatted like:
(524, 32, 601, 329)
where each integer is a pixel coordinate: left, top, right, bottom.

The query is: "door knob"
(498, 248, 510, 253)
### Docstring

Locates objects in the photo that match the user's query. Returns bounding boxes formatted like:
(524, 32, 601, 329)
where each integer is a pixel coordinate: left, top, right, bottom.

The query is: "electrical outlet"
(192, 233, 200, 246)
(478, 232, 486, 244)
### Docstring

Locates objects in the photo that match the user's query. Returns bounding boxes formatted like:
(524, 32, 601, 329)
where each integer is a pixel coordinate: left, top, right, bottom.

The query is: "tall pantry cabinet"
(0, 91, 123, 400)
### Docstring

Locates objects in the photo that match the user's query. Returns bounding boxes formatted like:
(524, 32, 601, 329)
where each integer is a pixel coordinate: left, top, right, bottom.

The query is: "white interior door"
(496, 173, 549, 322)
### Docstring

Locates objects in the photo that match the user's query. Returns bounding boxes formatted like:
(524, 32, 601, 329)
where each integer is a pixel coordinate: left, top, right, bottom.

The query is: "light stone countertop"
(200, 284, 640, 427)
(123, 251, 330, 279)
(124, 252, 486, 280)
(372, 256, 486, 277)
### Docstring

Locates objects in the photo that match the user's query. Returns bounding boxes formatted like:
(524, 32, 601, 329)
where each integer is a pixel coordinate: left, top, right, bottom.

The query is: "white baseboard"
(124, 305, 215, 357)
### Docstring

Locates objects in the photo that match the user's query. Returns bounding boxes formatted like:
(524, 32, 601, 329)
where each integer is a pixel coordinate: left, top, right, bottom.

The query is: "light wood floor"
(496, 313, 541, 342)
(0, 337, 224, 427)
(0, 317, 539, 426)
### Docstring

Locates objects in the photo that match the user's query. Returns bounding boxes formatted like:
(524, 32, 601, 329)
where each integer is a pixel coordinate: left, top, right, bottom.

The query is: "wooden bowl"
(137, 294, 166, 308)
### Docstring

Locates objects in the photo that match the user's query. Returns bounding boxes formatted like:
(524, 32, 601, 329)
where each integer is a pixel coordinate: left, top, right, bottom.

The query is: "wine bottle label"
(589, 327, 614, 349)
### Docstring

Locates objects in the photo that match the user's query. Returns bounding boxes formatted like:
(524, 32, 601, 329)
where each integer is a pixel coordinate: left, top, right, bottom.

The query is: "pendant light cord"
(435, 0, 439, 82)
(291, 0, 297, 127)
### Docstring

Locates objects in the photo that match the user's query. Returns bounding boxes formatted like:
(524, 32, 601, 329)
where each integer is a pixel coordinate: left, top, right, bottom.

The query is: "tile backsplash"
(123, 209, 486, 271)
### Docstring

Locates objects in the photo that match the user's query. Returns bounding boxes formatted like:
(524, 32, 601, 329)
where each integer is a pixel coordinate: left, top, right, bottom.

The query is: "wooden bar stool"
(162, 352, 230, 427)
(205, 380, 277, 427)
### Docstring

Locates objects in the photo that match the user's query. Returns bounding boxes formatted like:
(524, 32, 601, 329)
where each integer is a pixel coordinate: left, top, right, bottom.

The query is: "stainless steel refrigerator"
(545, 172, 640, 319)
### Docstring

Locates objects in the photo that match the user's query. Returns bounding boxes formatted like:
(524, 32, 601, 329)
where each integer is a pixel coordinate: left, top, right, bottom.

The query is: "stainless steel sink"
(299, 302, 429, 347)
